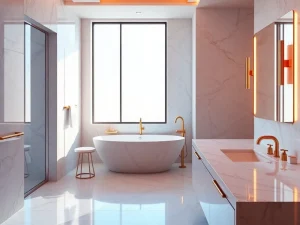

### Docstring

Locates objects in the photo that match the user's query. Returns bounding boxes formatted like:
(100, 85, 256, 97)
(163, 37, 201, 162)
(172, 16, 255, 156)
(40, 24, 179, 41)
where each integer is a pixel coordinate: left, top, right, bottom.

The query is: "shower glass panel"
(24, 23, 47, 194)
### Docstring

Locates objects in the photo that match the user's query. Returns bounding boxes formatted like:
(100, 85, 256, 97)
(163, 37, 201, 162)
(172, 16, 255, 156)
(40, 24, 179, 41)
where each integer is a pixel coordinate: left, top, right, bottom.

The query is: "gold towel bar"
(63, 106, 71, 110)
(0, 132, 24, 140)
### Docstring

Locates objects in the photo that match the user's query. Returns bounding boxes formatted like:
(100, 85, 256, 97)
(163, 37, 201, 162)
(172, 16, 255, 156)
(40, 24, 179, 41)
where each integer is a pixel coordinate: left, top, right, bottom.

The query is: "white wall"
(81, 19, 193, 162)
(0, 1, 25, 221)
(254, 0, 300, 161)
(0, 0, 81, 181)
(193, 8, 254, 139)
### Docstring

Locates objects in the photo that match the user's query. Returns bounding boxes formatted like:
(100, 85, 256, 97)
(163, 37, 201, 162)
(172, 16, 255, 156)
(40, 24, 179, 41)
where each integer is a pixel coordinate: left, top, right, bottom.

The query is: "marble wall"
(0, 0, 81, 189)
(23, 2, 81, 181)
(192, 13, 196, 139)
(193, 8, 254, 139)
(0, 124, 24, 224)
(0, 1, 24, 123)
(0, 0, 25, 222)
(81, 19, 193, 162)
(254, 0, 300, 161)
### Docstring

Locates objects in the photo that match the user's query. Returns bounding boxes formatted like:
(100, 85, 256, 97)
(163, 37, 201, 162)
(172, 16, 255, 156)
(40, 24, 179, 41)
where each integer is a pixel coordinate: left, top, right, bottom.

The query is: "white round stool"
(75, 147, 96, 179)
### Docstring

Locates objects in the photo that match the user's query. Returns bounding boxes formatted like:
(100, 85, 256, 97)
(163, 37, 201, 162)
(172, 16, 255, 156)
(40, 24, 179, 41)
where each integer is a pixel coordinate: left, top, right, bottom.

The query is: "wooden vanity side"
(236, 202, 300, 225)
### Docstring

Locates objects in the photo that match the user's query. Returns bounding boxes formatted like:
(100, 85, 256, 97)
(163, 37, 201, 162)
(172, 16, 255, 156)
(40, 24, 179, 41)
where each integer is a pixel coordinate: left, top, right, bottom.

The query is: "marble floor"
(3, 163, 208, 225)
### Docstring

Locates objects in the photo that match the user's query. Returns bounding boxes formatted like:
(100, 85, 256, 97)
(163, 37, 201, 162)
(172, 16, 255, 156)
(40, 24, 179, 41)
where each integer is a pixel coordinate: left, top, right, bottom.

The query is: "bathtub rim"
(93, 134, 185, 143)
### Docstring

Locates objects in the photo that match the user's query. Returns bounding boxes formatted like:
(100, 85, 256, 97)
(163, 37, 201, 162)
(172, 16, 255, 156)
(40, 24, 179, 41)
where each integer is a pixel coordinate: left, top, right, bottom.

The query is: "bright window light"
(93, 23, 167, 123)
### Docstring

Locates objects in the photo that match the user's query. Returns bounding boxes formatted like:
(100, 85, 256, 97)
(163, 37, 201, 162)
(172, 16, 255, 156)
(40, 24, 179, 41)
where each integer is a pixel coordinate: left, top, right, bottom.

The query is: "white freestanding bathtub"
(93, 135, 185, 173)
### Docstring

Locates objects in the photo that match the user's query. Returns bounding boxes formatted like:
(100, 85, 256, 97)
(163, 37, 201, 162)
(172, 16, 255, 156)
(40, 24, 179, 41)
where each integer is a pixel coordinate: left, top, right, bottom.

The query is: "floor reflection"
(3, 163, 208, 225)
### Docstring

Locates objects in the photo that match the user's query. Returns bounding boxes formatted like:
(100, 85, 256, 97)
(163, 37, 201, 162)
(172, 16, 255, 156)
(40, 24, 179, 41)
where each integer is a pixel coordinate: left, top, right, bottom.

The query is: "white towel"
(64, 108, 73, 129)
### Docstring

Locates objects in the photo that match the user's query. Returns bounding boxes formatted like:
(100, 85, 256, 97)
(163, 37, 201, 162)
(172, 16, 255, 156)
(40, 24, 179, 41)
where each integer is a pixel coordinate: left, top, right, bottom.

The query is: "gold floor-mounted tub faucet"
(175, 116, 186, 168)
(139, 118, 145, 135)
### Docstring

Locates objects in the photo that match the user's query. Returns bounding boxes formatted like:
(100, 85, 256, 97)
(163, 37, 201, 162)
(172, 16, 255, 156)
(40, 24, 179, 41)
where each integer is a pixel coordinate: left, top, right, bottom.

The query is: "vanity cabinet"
(192, 146, 234, 225)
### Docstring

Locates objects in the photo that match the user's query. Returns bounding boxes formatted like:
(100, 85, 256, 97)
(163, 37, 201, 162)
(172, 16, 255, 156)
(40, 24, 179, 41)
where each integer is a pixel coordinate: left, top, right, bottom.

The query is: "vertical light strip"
(274, 24, 277, 121)
(294, 188, 298, 223)
(294, 11, 298, 122)
(274, 179, 277, 202)
(253, 168, 257, 202)
(294, 188, 298, 202)
(254, 36, 257, 115)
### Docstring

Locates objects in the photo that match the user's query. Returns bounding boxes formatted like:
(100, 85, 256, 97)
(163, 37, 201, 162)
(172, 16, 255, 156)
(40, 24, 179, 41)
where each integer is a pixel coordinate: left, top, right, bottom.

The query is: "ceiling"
(65, 5, 197, 19)
(64, 0, 198, 5)
(64, 0, 254, 19)
(197, 0, 253, 8)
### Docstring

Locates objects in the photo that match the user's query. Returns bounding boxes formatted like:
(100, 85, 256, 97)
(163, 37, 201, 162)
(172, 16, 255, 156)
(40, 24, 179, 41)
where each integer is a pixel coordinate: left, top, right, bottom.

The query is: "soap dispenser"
(280, 149, 288, 161)
(267, 144, 274, 155)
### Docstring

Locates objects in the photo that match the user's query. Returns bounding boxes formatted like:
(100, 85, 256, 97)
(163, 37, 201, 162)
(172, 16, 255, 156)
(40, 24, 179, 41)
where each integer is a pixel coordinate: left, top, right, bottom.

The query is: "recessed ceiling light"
(136, 12, 142, 14)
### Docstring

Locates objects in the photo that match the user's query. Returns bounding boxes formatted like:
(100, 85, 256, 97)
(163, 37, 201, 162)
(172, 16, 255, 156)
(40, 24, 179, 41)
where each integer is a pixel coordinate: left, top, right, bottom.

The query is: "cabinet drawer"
(192, 146, 235, 225)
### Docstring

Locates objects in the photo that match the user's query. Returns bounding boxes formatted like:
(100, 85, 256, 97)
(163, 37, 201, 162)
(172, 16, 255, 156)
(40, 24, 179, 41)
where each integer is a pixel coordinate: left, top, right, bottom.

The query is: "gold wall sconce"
(245, 37, 257, 90)
(245, 57, 254, 89)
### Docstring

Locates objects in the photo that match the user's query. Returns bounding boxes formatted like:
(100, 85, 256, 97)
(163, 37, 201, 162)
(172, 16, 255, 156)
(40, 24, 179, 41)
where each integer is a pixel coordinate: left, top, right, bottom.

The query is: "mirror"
(255, 10, 295, 123)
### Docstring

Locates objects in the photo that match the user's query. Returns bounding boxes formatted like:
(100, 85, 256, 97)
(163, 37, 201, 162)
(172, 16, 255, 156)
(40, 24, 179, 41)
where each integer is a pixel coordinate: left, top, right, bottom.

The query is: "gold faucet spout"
(175, 116, 186, 169)
(139, 118, 145, 135)
(256, 135, 280, 157)
(175, 116, 185, 136)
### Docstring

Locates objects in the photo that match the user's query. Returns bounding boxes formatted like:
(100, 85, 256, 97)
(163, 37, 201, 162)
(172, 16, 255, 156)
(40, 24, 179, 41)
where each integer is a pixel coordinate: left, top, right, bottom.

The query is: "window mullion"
(120, 23, 122, 123)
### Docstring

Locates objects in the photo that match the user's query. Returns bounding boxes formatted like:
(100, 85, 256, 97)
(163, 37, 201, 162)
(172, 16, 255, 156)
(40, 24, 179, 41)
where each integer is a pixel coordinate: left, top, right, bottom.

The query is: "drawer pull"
(212, 179, 226, 198)
(194, 151, 201, 160)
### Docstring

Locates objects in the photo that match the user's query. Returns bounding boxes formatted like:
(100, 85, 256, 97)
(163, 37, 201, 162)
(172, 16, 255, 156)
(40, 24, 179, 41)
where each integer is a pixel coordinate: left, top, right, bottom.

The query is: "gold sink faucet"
(175, 116, 186, 169)
(256, 135, 280, 157)
(139, 118, 145, 135)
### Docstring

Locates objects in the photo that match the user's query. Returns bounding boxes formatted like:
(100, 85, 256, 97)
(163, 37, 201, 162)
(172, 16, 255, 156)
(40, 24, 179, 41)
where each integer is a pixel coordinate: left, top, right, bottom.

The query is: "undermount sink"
(221, 149, 269, 162)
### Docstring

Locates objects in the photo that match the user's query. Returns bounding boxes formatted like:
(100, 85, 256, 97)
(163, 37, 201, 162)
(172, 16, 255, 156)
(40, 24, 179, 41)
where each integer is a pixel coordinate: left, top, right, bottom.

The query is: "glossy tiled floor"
(3, 163, 208, 225)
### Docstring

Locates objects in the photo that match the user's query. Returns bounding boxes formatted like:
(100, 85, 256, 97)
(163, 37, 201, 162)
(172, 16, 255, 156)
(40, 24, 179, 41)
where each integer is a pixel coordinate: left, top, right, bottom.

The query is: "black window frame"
(92, 22, 167, 124)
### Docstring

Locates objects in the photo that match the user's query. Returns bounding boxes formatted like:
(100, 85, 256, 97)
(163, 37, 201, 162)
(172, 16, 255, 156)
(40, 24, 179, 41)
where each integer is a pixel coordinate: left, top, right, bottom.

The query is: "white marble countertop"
(192, 139, 300, 203)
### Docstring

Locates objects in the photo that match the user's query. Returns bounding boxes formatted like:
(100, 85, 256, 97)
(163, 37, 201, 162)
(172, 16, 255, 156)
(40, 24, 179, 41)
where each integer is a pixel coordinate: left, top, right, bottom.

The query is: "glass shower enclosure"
(24, 23, 48, 194)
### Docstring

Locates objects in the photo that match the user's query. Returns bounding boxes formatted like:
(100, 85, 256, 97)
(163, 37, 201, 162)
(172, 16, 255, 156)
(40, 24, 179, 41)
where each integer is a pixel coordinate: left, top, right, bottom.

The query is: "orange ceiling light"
(65, 0, 199, 5)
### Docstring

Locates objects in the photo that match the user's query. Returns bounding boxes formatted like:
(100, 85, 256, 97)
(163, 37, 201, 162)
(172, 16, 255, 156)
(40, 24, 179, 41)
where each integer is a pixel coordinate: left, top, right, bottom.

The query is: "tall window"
(92, 22, 167, 124)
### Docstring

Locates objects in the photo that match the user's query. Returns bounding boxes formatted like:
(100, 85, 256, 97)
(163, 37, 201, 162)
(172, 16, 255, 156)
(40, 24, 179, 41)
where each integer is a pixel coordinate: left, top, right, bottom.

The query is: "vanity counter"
(192, 139, 300, 225)
(192, 139, 300, 203)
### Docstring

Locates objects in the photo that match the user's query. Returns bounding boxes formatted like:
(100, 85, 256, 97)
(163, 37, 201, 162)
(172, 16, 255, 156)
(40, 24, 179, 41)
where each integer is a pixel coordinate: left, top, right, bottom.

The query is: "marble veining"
(192, 139, 300, 204)
(194, 8, 254, 140)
